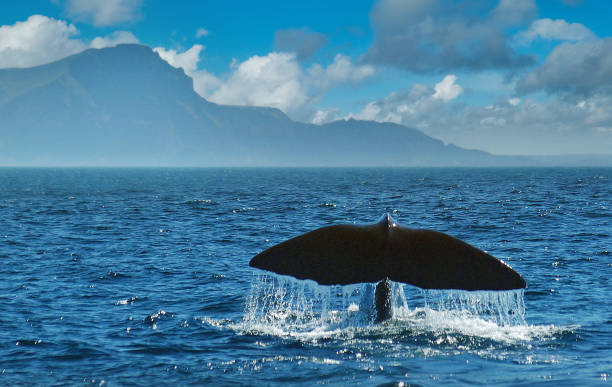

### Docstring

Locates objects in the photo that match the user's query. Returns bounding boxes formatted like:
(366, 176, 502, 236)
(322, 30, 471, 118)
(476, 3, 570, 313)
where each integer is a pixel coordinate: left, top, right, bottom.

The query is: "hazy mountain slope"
(0, 44, 531, 166)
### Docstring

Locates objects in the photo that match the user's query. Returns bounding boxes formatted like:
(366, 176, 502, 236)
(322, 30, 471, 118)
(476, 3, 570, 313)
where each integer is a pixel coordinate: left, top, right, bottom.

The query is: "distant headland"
(1, 44, 610, 167)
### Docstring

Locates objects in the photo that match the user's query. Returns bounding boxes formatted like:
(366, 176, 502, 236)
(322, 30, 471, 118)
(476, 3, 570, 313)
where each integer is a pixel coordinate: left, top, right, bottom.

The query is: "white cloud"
(508, 97, 521, 106)
(433, 75, 463, 102)
(308, 54, 375, 90)
(575, 96, 611, 125)
(0, 15, 141, 69)
(311, 108, 341, 125)
(210, 52, 308, 112)
(0, 15, 85, 68)
(66, 0, 142, 26)
(153, 45, 222, 98)
(351, 82, 440, 125)
(195, 28, 209, 38)
(154, 45, 204, 73)
(90, 31, 138, 49)
(353, 101, 382, 121)
(518, 18, 595, 44)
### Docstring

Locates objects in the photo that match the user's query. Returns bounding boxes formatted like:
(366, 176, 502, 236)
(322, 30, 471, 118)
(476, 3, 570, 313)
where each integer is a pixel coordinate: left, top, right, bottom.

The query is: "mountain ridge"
(1, 44, 610, 167)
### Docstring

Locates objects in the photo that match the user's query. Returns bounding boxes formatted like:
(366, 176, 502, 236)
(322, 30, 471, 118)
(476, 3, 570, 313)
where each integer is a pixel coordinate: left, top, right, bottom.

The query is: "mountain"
(0, 44, 606, 167)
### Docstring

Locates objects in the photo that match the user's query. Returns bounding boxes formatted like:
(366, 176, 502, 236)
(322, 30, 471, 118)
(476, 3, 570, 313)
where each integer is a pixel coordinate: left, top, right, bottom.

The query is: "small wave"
(319, 203, 337, 208)
(115, 296, 139, 306)
(144, 309, 174, 330)
(232, 207, 257, 213)
(100, 270, 131, 280)
(185, 199, 215, 204)
(584, 211, 611, 219)
(43, 209, 71, 215)
(184, 198, 218, 208)
(14, 339, 43, 347)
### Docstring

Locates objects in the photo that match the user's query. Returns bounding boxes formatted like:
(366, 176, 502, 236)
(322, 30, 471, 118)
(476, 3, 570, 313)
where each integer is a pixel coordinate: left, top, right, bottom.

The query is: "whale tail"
(249, 214, 526, 291)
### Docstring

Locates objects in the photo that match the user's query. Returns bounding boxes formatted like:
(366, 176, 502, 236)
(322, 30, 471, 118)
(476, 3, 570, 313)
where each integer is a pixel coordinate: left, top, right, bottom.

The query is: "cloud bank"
(342, 80, 611, 155)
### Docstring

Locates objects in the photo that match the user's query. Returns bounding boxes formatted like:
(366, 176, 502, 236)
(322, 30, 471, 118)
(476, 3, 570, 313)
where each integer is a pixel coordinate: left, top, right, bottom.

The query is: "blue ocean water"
(0, 167, 610, 386)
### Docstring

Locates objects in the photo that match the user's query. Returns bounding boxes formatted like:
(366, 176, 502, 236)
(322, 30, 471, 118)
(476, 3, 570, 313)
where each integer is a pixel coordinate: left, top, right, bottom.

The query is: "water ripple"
(0, 167, 610, 385)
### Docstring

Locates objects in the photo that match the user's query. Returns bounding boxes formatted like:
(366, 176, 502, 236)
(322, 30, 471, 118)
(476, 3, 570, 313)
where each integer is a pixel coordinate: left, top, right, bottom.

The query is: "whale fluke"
(249, 214, 526, 291)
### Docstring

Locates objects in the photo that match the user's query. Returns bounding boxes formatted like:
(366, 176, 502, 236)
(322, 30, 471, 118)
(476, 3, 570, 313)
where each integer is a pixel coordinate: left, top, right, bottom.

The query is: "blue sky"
(1, 0, 612, 155)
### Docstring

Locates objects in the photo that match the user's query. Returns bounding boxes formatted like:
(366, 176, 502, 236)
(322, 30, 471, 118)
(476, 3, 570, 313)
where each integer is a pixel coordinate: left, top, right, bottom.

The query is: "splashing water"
(242, 274, 370, 336)
(242, 274, 532, 343)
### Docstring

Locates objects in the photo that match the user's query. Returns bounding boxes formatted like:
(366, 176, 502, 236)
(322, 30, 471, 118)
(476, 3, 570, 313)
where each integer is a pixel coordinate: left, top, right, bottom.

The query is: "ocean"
(0, 167, 610, 385)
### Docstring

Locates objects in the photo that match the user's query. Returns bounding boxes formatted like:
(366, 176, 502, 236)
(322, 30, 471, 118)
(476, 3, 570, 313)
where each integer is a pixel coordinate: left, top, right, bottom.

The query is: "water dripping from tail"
(419, 288, 526, 326)
(241, 274, 527, 339)
(242, 274, 372, 336)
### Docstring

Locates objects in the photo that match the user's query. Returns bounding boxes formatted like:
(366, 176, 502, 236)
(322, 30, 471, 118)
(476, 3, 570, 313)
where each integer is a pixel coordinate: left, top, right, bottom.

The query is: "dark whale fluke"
(250, 213, 526, 291)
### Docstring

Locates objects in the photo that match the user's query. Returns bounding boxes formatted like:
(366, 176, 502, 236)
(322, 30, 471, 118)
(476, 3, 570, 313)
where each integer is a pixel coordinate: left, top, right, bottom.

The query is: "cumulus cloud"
(308, 54, 375, 90)
(90, 30, 138, 49)
(66, 0, 143, 26)
(518, 18, 595, 44)
(153, 45, 222, 97)
(350, 82, 441, 125)
(210, 52, 308, 112)
(0, 15, 138, 69)
(0, 15, 85, 68)
(433, 75, 463, 102)
(274, 27, 327, 61)
(154, 45, 204, 73)
(155, 47, 307, 112)
(517, 38, 612, 96)
(365, 0, 536, 73)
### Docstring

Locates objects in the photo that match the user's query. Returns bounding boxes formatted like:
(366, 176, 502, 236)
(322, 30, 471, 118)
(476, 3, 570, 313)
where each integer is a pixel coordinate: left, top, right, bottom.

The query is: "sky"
(1, 0, 612, 156)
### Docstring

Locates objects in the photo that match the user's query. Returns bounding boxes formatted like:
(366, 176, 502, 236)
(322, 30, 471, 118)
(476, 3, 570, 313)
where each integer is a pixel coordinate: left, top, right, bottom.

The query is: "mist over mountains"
(0, 44, 609, 166)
